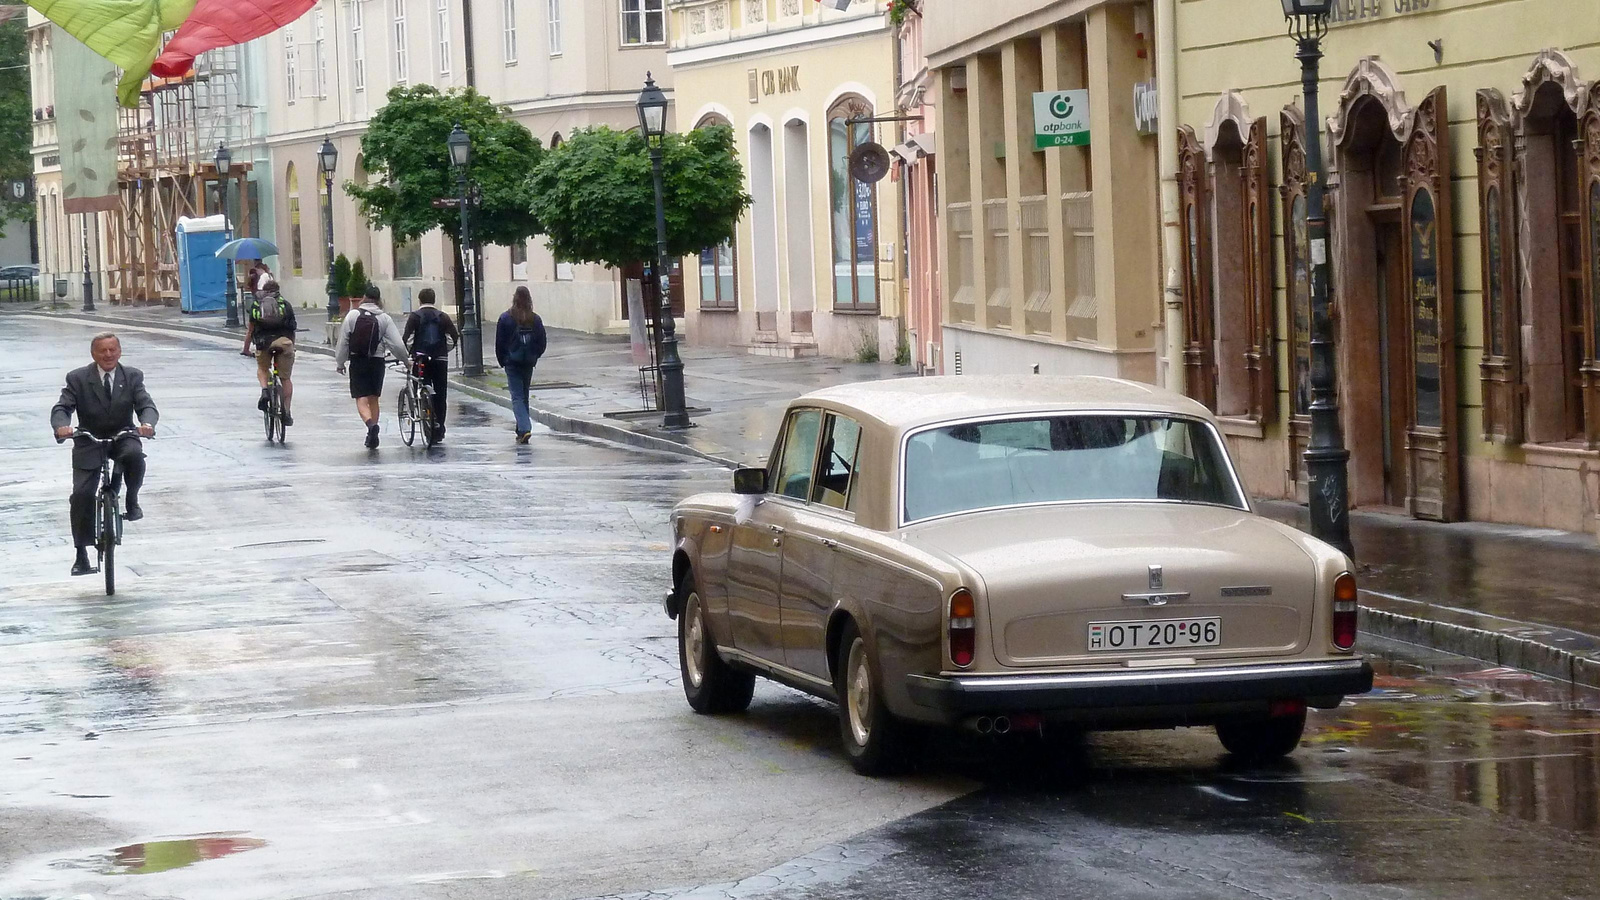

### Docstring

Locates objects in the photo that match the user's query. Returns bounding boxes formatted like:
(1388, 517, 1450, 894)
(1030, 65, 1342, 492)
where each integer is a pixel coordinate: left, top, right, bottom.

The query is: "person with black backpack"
(494, 286, 548, 444)
(239, 278, 298, 426)
(401, 288, 459, 444)
(335, 285, 409, 449)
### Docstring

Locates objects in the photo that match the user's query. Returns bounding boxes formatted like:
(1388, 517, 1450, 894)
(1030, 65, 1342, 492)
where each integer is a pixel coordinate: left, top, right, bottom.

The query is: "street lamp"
(1278, 0, 1352, 558)
(448, 123, 484, 376)
(637, 73, 691, 429)
(215, 142, 239, 328)
(319, 135, 340, 322)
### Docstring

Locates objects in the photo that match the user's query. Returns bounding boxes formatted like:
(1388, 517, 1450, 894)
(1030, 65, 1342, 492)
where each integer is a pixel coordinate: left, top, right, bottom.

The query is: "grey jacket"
(50, 363, 159, 470)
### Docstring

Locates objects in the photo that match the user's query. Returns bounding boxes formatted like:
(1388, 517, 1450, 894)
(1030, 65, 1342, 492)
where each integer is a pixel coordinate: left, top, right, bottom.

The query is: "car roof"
(799, 376, 1216, 432)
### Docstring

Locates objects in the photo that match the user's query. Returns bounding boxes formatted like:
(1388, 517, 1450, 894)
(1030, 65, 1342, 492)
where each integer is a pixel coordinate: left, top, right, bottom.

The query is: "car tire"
(835, 620, 906, 776)
(1215, 709, 1307, 761)
(678, 573, 754, 715)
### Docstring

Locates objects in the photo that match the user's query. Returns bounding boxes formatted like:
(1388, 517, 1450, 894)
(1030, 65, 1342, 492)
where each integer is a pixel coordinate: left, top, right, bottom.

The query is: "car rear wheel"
(835, 620, 906, 776)
(1215, 708, 1307, 761)
(678, 574, 754, 715)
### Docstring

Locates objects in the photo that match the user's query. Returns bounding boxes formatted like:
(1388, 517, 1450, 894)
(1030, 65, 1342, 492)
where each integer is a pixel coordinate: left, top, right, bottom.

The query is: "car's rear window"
(902, 415, 1245, 522)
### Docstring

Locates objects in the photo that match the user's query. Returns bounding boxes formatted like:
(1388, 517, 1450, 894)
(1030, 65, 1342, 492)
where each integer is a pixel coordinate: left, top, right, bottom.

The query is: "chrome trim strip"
(719, 645, 834, 692)
(1121, 591, 1192, 606)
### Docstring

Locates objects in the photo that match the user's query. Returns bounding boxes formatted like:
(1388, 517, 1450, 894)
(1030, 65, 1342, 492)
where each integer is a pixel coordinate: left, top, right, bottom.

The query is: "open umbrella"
(216, 237, 279, 260)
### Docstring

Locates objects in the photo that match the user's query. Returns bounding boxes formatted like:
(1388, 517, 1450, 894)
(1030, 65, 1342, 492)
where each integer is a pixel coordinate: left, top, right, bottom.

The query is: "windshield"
(902, 415, 1245, 522)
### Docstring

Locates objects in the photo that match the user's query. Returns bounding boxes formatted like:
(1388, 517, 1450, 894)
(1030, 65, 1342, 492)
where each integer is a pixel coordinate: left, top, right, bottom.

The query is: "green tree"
(528, 125, 750, 269)
(345, 85, 543, 310)
(0, 19, 32, 233)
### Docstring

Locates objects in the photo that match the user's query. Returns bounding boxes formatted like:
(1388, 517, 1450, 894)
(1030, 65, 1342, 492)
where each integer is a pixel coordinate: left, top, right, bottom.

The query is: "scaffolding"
(111, 42, 254, 304)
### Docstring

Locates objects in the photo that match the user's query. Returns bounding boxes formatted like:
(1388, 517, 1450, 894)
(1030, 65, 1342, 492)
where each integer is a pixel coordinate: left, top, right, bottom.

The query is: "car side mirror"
(733, 467, 767, 495)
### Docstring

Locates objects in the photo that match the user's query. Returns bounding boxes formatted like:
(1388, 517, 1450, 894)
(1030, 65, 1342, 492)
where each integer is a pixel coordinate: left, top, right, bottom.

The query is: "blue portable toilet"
(176, 214, 230, 314)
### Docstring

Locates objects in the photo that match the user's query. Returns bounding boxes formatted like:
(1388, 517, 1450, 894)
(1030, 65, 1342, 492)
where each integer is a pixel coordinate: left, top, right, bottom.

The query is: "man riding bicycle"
(50, 332, 159, 576)
(241, 277, 297, 426)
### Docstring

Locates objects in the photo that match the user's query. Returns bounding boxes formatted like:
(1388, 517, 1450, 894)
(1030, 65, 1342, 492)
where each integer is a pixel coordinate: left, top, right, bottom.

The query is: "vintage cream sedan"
(664, 376, 1372, 774)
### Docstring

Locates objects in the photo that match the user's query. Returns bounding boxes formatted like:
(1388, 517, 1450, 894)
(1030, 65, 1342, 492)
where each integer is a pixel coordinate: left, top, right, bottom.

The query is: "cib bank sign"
(1033, 90, 1090, 149)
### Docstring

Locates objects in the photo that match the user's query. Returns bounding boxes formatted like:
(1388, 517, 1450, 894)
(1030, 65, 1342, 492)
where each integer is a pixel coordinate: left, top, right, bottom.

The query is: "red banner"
(150, 0, 316, 78)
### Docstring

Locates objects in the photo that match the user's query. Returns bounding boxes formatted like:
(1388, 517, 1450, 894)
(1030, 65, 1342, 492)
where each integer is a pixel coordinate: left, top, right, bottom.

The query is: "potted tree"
(332, 254, 353, 314)
(344, 259, 368, 314)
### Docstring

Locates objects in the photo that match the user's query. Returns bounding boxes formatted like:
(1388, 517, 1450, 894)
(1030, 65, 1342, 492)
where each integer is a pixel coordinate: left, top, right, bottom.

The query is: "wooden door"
(1401, 88, 1460, 521)
(1281, 106, 1312, 499)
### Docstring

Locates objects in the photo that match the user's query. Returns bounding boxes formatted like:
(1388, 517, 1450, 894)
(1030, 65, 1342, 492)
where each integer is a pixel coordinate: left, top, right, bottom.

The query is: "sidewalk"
(13, 300, 1600, 689)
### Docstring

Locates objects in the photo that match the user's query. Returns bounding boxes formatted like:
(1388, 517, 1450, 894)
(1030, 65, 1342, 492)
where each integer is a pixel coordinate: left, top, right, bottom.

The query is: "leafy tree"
(345, 84, 543, 247)
(528, 125, 750, 270)
(0, 19, 32, 233)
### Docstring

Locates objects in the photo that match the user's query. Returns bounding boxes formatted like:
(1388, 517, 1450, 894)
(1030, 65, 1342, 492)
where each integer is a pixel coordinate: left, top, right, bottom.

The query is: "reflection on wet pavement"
(65, 834, 267, 875)
(1316, 651, 1600, 837)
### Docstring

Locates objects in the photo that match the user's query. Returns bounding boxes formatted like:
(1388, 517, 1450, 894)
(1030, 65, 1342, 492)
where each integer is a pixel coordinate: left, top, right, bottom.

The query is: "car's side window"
(812, 414, 862, 511)
(773, 409, 823, 501)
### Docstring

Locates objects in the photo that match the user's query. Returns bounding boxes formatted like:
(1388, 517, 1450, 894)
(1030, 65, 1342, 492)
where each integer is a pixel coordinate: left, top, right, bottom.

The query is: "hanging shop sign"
(1033, 89, 1091, 149)
(1134, 81, 1159, 135)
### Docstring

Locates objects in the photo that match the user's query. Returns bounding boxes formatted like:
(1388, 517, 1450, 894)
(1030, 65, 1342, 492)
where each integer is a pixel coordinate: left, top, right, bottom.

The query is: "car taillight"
(1332, 572, 1358, 650)
(949, 588, 975, 668)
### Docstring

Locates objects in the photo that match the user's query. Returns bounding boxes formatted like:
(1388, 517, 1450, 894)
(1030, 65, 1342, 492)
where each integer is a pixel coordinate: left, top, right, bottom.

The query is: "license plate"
(1088, 617, 1221, 652)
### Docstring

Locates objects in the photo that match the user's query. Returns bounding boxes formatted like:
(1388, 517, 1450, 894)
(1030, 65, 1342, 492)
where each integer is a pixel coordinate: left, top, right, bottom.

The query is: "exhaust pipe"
(973, 716, 993, 734)
(993, 716, 1011, 735)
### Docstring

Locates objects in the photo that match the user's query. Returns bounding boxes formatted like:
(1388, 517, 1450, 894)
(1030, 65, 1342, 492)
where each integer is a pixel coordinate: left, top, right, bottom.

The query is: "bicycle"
(59, 428, 140, 596)
(395, 355, 437, 449)
(263, 349, 288, 444)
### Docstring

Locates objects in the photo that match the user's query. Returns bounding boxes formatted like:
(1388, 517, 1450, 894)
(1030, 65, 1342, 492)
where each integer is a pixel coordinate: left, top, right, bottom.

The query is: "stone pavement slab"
(10, 301, 1600, 688)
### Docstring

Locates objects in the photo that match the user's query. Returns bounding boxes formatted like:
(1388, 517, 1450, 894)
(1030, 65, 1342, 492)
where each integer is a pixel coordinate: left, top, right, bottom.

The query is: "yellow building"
(925, 0, 1162, 380)
(1172, 0, 1600, 535)
(668, 0, 904, 362)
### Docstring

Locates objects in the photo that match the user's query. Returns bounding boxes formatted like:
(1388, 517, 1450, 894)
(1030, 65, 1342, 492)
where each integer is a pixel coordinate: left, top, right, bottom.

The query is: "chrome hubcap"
(846, 640, 872, 747)
(684, 592, 705, 689)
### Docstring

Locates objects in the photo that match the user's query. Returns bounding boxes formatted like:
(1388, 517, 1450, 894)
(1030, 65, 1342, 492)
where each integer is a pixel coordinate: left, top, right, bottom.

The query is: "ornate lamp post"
(80, 212, 95, 312)
(215, 142, 238, 327)
(1279, 0, 1352, 558)
(637, 73, 690, 429)
(448, 123, 484, 376)
(319, 136, 340, 322)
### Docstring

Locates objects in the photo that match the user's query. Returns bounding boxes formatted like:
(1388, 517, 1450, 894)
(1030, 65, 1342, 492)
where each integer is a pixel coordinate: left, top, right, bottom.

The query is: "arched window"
(696, 113, 738, 310)
(550, 132, 563, 148)
(827, 94, 877, 312)
(286, 162, 303, 276)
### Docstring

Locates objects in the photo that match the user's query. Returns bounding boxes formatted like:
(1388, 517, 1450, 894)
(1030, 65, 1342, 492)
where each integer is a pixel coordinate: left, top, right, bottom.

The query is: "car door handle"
(820, 538, 839, 549)
(768, 524, 785, 534)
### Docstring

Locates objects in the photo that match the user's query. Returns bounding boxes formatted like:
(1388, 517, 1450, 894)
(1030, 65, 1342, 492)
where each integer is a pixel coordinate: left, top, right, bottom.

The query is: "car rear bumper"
(905, 658, 1373, 717)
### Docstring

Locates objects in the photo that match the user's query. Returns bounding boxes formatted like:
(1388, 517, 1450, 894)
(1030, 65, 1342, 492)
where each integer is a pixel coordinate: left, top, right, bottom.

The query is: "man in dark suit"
(50, 332, 159, 576)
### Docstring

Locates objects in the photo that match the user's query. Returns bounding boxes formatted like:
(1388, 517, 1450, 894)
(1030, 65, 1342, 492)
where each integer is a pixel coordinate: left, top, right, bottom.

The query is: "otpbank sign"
(1033, 90, 1090, 149)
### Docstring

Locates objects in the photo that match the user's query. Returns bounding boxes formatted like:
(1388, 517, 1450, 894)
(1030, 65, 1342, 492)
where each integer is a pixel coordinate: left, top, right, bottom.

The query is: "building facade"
(668, 0, 905, 362)
(897, 6, 940, 374)
(1171, 0, 1600, 536)
(264, 0, 672, 331)
(925, 0, 1162, 380)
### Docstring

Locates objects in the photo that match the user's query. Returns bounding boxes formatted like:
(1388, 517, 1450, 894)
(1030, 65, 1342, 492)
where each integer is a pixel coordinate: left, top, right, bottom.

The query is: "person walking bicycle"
(240, 278, 297, 427)
(49, 332, 158, 576)
(495, 286, 547, 444)
(335, 285, 408, 449)
(402, 288, 458, 444)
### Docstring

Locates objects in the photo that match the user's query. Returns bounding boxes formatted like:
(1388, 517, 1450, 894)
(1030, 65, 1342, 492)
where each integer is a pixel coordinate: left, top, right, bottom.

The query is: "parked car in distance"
(0, 263, 39, 283)
(665, 376, 1373, 775)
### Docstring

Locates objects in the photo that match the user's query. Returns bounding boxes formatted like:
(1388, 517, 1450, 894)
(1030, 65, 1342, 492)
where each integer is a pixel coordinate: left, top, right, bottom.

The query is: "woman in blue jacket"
(495, 286, 548, 444)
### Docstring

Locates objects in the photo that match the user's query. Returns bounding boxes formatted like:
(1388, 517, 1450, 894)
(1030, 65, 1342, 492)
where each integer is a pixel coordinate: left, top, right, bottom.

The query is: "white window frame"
(436, 0, 451, 78)
(284, 26, 298, 103)
(547, 0, 562, 57)
(351, 0, 366, 92)
(619, 0, 665, 47)
(392, 0, 409, 85)
(315, 9, 328, 98)
(503, 0, 519, 63)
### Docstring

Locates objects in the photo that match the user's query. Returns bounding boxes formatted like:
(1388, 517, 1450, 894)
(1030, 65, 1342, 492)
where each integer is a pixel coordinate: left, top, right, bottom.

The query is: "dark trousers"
(421, 355, 448, 429)
(70, 441, 145, 549)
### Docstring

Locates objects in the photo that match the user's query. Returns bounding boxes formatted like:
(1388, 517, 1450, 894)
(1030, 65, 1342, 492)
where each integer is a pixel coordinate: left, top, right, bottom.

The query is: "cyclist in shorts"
(241, 278, 298, 426)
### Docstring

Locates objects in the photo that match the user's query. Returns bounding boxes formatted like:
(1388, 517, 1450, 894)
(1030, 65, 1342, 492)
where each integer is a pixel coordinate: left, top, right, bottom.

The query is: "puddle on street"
(57, 834, 267, 875)
(1309, 656, 1600, 836)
